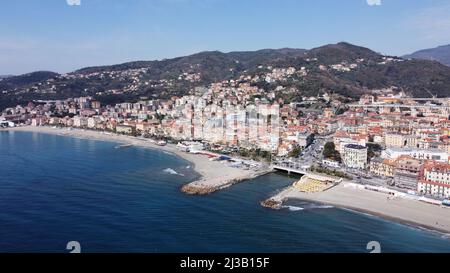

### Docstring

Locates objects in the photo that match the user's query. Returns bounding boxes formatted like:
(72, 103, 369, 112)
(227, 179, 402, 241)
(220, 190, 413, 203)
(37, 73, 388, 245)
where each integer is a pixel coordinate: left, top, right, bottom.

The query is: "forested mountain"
(3, 42, 450, 110)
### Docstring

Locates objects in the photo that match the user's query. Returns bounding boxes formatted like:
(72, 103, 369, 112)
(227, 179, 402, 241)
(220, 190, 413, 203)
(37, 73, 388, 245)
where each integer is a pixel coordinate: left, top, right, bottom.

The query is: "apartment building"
(418, 161, 450, 198)
(342, 144, 368, 169)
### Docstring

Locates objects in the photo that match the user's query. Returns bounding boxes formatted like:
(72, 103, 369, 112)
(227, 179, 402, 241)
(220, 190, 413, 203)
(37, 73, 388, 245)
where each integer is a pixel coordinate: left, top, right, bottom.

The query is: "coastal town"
(3, 72, 450, 231)
(6, 0, 450, 256)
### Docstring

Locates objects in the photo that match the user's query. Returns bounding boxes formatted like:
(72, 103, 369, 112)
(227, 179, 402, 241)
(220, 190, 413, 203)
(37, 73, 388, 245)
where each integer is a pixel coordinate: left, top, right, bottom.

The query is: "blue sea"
(1, 130, 450, 253)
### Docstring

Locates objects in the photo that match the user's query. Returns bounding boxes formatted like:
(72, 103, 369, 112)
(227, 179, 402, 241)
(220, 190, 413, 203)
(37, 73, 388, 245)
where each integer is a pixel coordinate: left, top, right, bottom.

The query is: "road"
(275, 136, 393, 187)
(273, 137, 326, 168)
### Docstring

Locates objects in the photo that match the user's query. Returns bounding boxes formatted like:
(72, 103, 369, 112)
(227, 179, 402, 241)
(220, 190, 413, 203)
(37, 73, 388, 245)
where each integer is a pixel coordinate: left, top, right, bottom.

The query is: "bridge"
(272, 162, 346, 184)
(33, 100, 61, 104)
(272, 162, 309, 175)
(395, 97, 450, 102)
(347, 103, 450, 110)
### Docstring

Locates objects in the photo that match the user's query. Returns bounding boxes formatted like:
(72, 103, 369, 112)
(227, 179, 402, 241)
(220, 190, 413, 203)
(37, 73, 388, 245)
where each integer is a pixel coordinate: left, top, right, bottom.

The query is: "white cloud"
(366, 0, 382, 6)
(66, 0, 81, 6)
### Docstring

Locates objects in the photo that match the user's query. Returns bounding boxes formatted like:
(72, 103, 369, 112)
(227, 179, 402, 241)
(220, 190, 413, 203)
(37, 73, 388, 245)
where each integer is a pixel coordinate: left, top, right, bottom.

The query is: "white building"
(418, 162, 450, 198)
(87, 117, 101, 129)
(73, 116, 88, 128)
(116, 125, 135, 134)
(298, 133, 314, 149)
(382, 148, 448, 163)
(31, 118, 45, 127)
(0, 120, 15, 128)
(342, 144, 367, 169)
(322, 159, 340, 168)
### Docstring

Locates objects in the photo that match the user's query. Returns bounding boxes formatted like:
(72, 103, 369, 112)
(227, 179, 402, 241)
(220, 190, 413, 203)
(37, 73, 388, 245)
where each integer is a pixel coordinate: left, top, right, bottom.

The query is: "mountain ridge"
(3, 42, 450, 111)
(404, 44, 450, 66)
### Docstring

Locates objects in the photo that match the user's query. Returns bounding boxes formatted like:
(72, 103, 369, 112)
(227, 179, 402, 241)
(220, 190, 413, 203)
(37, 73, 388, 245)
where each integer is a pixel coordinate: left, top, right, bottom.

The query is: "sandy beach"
(9, 126, 450, 234)
(6, 126, 267, 194)
(266, 182, 450, 233)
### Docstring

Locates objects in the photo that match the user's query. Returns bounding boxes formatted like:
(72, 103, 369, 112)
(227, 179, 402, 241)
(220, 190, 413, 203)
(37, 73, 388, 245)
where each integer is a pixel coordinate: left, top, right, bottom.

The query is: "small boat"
(114, 144, 133, 149)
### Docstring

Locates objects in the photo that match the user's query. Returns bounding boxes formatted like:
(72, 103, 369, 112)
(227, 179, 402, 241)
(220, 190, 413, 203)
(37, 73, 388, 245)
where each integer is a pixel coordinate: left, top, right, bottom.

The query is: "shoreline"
(7, 126, 450, 235)
(262, 183, 450, 234)
(5, 126, 268, 195)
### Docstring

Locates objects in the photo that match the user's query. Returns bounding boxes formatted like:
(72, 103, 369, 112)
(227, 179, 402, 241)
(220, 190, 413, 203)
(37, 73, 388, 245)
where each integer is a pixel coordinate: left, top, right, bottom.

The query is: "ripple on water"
(1, 131, 450, 253)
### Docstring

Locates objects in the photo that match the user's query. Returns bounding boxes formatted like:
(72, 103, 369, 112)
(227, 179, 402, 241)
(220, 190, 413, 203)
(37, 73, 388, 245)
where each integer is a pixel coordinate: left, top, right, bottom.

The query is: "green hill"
(3, 43, 450, 110)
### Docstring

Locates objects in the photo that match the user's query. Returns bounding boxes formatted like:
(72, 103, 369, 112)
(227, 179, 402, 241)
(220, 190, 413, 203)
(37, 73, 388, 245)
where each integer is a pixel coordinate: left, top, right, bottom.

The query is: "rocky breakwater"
(260, 198, 283, 209)
(181, 179, 219, 195)
(260, 186, 294, 209)
(181, 169, 273, 195)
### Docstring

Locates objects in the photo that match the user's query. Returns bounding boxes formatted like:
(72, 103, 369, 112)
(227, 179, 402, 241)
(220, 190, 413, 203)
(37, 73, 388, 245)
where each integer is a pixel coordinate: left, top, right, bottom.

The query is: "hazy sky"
(1, 0, 450, 75)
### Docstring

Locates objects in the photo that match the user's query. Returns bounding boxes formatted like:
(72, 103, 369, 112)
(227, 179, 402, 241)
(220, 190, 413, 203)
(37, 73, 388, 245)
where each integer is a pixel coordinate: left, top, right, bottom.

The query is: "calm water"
(1, 131, 450, 253)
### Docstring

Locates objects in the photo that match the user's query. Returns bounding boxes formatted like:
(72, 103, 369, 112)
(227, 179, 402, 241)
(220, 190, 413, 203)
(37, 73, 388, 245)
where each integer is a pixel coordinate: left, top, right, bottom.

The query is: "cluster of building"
(1, 86, 313, 155)
(337, 94, 450, 198)
(3, 79, 450, 199)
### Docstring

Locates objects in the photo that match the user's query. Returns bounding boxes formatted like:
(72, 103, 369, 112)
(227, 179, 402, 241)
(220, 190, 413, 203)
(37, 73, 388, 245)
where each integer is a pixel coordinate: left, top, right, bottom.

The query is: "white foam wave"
(309, 205, 334, 209)
(282, 205, 304, 211)
(163, 168, 184, 176)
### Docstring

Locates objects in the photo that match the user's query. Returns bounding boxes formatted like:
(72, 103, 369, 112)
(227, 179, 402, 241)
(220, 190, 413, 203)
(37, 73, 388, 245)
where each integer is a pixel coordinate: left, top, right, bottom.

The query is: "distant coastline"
(7, 126, 268, 195)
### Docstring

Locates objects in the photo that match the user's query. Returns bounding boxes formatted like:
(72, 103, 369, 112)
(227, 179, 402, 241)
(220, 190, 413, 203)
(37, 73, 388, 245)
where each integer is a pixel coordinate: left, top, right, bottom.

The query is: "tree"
(239, 148, 250, 157)
(323, 142, 341, 162)
(367, 143, 381, 160)
(323, 142, 336, 158)
(288, 146, 302, 158)
(260, 150, 272, 161)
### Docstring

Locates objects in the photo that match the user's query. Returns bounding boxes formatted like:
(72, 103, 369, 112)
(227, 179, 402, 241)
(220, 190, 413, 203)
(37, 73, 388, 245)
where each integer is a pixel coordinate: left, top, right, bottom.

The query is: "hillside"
(404, 45, 450, 66)
(0, 71, 59, 90)
(307, 42, 382, 64)
(3, 42, 450, 110)
(75, 48, 307, 82)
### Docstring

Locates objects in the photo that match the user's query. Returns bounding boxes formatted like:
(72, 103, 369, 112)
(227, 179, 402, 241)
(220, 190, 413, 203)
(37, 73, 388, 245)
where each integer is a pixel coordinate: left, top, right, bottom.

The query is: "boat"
(114, 144, 133, 149)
